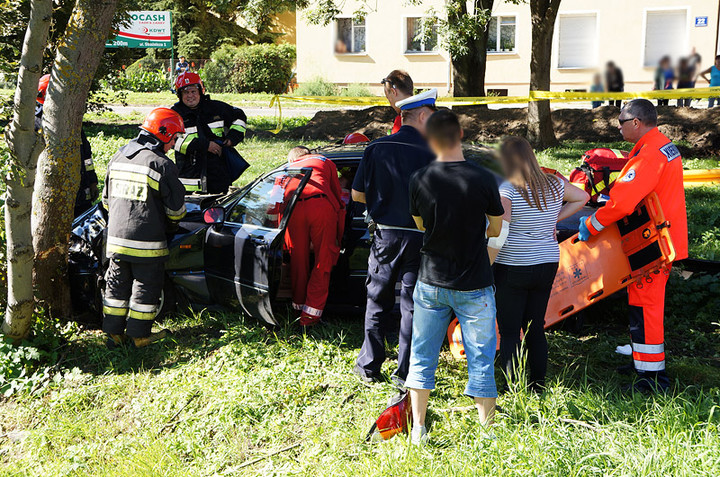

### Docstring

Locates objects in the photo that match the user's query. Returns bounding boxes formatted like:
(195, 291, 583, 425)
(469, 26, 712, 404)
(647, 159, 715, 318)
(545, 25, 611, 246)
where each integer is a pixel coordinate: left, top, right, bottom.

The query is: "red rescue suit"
(285, 154, 346, 325)
(585, 128, 688, 379)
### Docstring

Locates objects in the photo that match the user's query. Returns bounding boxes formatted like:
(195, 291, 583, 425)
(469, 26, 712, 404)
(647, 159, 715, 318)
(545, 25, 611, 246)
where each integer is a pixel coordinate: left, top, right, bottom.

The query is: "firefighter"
(172, 72, 249, 194)
(381, 70, 414, 135)
(352, 89, 437, 386)
(578, 99, 688, 393)
(102, 108, 187, 348)
(284, 146, 346, 326)
(36, 74, 99, 217)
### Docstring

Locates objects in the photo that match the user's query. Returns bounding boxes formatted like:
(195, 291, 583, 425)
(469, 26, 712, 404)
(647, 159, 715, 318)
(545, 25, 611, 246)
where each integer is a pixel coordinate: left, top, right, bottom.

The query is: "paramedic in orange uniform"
(578, 99, 688, 393)
(285, 146, 346, 326)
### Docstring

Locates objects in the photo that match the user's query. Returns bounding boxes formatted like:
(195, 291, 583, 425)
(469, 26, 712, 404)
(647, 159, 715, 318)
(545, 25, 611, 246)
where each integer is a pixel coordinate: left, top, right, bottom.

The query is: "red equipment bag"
(366, 391, 411, 441)
(568, 148, 629, 203)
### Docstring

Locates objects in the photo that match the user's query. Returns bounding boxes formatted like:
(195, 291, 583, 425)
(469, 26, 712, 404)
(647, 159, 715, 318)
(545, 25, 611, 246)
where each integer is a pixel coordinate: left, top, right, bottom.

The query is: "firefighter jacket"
(171, 95, 247, 194)
(103, 133, 187, 263)
(585, 127, 688, 260)
(35, 105, 98, 214)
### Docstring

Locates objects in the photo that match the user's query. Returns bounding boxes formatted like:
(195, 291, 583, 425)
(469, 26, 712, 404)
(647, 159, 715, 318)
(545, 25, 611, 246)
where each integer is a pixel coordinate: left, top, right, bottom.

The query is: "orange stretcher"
(448, 192, 676, 359)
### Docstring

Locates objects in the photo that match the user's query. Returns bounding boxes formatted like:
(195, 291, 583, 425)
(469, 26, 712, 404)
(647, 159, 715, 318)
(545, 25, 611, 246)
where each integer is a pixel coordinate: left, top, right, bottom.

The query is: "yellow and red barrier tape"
(268, 86, 720, 133)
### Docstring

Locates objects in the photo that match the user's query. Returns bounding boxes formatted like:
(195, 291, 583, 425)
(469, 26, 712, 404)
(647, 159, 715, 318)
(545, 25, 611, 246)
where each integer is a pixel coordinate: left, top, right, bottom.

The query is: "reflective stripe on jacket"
(103, 134, 187, 263)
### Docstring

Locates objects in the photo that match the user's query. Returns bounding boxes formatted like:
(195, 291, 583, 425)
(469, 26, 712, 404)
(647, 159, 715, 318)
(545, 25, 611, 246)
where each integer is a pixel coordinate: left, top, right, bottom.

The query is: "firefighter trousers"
(628, 267, 670, 388)
(285, 198, 340, 320)
(102, 258, 165, 338)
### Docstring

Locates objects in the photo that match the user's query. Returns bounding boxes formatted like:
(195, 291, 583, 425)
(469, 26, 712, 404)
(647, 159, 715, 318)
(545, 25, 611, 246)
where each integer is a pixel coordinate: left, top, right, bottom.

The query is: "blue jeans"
(405, 281, 497, 398)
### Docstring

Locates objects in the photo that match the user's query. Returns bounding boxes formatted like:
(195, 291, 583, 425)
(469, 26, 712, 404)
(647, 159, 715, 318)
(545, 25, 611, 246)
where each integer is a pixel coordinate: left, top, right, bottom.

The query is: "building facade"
(296, 0, 720, 96)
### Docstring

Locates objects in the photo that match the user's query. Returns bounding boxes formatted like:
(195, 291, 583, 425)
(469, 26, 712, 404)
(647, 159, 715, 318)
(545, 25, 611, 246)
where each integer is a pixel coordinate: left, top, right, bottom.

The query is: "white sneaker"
(411, 425, 428, 445)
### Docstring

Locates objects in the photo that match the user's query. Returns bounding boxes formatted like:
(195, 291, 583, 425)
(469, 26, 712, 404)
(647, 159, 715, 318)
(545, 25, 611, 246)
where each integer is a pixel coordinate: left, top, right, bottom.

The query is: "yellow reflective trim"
(85, 164, 95, 172)
(610, 149, 623, 158)
(179, 133, 198, 155)
(230, 124, 246, 134)
(167, 212, 186, 221)
(103, 305, 128, 316)
(110, 170, 159, 191)
(127, 309, 156, 321)
(210, 128, 224, 136)
(107, 243, 169, 258)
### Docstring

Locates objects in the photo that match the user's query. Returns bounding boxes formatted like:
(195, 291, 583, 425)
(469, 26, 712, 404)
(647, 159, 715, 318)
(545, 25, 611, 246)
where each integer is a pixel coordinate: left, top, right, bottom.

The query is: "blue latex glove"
(578, 216, 591, 242)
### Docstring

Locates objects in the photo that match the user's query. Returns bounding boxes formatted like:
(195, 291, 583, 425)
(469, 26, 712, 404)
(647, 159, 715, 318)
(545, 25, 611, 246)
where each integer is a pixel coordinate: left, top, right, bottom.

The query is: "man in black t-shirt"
(405, 110, 504, 445)
(352, 89, 437, 386)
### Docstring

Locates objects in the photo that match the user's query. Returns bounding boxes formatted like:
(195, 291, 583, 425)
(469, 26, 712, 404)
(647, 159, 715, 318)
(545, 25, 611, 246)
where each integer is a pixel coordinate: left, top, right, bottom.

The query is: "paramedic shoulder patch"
(659, 143, 681, 162)
(620, 169, 636, 182)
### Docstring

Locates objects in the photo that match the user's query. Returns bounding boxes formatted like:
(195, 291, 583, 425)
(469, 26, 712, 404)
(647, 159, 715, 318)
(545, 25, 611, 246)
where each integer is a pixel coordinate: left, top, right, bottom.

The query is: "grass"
(1, 119, 720, 475)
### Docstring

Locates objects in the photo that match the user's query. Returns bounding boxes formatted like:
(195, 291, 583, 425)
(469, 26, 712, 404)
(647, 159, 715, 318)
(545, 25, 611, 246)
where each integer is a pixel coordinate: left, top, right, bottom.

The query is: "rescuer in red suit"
(284, 146, 346, 326)
(381, 70, 414, 135)
(578, 99, 688, 393)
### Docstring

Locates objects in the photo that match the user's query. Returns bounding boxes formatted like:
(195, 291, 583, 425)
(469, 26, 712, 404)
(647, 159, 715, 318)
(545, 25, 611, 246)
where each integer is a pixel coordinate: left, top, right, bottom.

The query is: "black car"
(69, 142, 585, 327)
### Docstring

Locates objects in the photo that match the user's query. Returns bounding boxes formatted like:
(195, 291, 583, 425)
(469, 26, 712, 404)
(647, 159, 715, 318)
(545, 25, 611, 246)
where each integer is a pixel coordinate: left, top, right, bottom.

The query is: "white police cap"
(395, 88, 438, 111)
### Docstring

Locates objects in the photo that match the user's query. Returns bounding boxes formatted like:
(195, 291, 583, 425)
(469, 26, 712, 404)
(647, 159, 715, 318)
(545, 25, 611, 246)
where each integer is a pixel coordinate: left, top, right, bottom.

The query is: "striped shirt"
(495, 178, 565, 266)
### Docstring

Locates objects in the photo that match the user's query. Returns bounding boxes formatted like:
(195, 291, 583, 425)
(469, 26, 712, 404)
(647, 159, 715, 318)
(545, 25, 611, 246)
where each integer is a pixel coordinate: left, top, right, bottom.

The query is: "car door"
(204, 168, 311, 326)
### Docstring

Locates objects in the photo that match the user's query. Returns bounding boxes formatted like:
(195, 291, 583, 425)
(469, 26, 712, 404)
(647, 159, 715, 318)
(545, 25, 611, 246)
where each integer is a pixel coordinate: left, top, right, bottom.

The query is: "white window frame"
(403, 16, 440, 55)
(335, 16, 368, 55)
(641, 7, 690, 68)
(486, 15, 518, 55)
(555, 11, 599, 70)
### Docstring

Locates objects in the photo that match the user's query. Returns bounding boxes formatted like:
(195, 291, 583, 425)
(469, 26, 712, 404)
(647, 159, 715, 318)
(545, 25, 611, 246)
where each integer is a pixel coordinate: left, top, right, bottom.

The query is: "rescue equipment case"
(568, 148, 629, 204)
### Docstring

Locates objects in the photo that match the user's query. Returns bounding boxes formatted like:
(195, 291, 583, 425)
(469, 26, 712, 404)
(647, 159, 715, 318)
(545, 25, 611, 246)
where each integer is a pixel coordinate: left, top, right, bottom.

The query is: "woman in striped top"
(489, 137, 589, 391)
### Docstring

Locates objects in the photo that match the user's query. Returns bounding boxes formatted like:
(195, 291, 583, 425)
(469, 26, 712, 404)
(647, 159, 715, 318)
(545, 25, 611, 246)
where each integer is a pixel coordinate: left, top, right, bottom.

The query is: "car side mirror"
(203, 207, 225, 226)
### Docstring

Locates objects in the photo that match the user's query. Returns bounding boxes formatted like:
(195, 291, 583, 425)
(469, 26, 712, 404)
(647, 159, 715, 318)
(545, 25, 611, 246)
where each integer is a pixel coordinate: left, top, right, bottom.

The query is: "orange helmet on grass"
(140, 108, 185, 143)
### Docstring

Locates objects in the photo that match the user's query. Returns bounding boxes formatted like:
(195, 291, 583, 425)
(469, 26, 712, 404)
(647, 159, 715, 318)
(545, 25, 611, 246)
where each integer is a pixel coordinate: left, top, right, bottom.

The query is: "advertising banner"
(106, 11, 172, 48)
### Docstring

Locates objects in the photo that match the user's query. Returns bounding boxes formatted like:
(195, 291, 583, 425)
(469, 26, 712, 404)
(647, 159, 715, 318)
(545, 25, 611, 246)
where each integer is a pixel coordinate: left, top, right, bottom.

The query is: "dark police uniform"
(353, 125, 435, 382)
(102, 132, 186, 338)
(35, 104, 98, 217)
(172, 96, 248, 194)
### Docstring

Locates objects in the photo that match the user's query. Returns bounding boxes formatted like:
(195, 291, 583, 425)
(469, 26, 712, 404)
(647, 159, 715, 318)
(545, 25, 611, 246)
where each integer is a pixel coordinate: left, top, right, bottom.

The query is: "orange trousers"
(285, 198, 340, 319)
(627, 268, 670, 374)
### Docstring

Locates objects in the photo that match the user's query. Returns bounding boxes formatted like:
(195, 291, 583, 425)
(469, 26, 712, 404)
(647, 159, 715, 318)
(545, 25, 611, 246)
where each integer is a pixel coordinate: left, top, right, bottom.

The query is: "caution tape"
(267, 86, 720, 132)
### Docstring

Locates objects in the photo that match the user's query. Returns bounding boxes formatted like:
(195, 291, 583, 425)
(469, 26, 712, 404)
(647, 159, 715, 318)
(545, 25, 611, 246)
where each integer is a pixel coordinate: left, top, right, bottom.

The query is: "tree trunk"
(527, 0, 561, 149)
(2, 0, 53, 341)
(451, 0, 493, 97)
(32, 0, 119, 319)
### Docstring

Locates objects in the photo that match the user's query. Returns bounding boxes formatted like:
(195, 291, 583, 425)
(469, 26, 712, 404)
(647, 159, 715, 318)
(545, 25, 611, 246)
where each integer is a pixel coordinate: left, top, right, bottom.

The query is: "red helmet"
(174, 71, 204, 95)
(366, 391, 411, 441)
(140, 107, 185, 143)
(37, 74, 51, 104)
(343, 132, 370, 144)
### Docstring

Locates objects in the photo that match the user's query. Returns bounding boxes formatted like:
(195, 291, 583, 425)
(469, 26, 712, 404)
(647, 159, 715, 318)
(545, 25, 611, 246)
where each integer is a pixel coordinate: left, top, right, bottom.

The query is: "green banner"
(106, 11, 172, 49)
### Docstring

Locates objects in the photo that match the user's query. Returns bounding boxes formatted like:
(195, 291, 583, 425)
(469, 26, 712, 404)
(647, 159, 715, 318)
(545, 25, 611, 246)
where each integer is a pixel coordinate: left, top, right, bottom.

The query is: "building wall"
(296, 0, 719, 96)
(272, 10, 297, 45)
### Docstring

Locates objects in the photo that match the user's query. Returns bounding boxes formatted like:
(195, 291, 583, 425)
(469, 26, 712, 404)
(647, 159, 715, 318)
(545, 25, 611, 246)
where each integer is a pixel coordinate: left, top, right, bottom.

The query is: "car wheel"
(155, 277, 177, 323)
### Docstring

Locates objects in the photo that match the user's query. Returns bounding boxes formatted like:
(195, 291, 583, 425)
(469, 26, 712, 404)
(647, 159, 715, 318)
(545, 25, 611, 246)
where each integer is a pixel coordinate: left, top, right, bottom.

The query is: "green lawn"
(1, 122, 720, 476)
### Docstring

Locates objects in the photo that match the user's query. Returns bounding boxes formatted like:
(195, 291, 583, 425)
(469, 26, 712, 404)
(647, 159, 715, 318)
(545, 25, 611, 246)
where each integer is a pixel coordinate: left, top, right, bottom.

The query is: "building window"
(644, 9, 688, 67)
(487, 16, 516, 53)
(406, 17, 438, 53)
(557, 14, 598, 68)
(336, 18, 366, 54)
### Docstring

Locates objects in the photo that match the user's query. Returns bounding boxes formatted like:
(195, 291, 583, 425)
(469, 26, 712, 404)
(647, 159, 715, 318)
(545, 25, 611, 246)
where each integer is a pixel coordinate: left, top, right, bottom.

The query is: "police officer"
(102, 108, 187, 348)
(352, 89, 437, 385)
(579, 99, 688, 393)
(381, 70, 414, 135)
(172, 72, 249, 194)
(36, 74, 99, 216)
(284, 146, 346, 326)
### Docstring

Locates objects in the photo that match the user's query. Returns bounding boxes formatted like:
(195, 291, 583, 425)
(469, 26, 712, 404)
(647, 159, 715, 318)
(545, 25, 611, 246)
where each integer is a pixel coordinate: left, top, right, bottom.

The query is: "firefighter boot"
(131, 330, 169, 348)
(106, 334, 128, 349)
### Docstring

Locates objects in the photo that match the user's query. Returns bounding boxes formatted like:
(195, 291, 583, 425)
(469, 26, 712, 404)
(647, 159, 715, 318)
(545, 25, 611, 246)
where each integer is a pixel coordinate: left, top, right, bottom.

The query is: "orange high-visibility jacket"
(585, 127, 688, 260)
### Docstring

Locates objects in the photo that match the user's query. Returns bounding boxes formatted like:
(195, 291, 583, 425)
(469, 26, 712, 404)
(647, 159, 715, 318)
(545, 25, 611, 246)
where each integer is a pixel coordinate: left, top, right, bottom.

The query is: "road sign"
(695, 16, 708, 27)
(106, 11, 172, 48)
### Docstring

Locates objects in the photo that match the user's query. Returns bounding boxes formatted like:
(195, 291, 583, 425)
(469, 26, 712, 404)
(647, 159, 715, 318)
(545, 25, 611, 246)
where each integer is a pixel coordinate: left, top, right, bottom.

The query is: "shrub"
(105, 69, 170, 93)
(341, 83, 372, 97)
(125, 57, 167, 76)
(294, 76, 339, 96)
(200, 44, 296, 94)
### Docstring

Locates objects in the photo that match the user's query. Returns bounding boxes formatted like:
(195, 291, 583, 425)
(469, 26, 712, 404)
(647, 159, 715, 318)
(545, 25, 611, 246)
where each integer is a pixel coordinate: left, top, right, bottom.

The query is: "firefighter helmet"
(174, 71, 204, 95)
(343, 132, 370, 144)
(140, 107, 185, 143)
(37, 74, 51, 104)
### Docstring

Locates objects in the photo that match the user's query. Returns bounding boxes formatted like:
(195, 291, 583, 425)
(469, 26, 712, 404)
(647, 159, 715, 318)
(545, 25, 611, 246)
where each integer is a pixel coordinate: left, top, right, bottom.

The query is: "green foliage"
(201, 44, 296, 94)
(685, 186, 720, 260)
(104, 69, 170, 93)
(124, 56, 167, 76)
(294, 76, 339, 96)
(341, 83, 372, 97)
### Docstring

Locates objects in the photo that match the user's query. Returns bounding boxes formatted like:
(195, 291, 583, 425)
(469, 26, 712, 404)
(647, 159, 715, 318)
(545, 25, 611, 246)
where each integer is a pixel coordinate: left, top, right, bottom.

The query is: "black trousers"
(355, 228, 422, 380)
(102, 259, 165, 338)
(494, 262, 558, 387)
